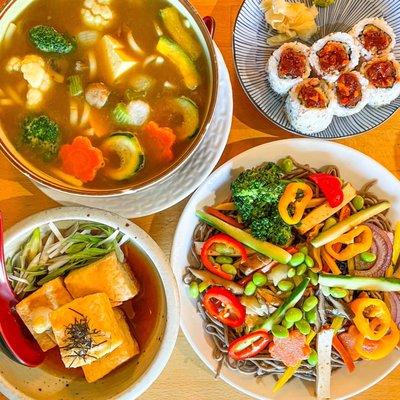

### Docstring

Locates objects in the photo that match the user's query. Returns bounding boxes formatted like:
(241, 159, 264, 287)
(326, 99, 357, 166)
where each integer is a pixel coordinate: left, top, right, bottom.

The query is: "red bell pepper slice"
(228, 330, 271, 360)
(203, 286, 245, 328)
(201, 233, 248, 281)
(308, 173, 344, 208)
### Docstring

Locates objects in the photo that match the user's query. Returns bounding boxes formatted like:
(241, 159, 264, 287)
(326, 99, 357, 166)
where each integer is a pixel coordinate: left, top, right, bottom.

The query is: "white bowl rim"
(0, 206, 180, 400)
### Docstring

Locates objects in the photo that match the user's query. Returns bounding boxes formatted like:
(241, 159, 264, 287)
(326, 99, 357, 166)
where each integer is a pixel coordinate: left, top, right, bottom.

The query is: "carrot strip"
(332, 204, 352, 252)
(205, 207, 244, 229)
(321, 248, 341, 275)
(332, 335, 356, 373)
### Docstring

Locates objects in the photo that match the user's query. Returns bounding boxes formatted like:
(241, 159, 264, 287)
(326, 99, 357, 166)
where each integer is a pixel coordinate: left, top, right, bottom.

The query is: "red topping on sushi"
(361, 25, 391, 55)
(317, 41, 350, 73)
(298, 78, 328, 109)
(336, 72, 362, 108)
(365, 60, 397, 88)
(278, 48, 307, 78)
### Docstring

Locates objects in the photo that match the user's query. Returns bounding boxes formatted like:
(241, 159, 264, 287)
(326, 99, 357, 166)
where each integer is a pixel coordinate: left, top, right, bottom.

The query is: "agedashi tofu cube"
(83, 308, 140, 383)
(64, 252, 139, 305)
(16, 277, 73, 352)
(99, 35, 137, 83)
(50, 293, 123, 368)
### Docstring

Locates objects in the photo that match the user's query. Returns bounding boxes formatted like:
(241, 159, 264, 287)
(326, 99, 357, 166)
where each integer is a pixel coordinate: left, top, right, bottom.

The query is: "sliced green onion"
(112, 102, 132, 125)
(68, 74, 83, 97)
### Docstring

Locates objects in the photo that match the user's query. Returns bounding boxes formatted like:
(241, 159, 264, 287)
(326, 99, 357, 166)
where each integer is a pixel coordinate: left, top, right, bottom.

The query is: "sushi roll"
(267, 42, 311, 95)
(360, 54, 400, 107)
(309, 32, 359, 83)
(350, 18, 395, 60)
(285, 78, 334, 134)
(333, 71, 369, 117)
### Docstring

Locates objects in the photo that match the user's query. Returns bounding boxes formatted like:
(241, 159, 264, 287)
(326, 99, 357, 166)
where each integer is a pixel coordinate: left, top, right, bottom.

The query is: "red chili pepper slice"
(201, 233, 248, 281)
(203, 287, 245, 328)
(228, 330, 271, 360)
(308, 173, 344, 208)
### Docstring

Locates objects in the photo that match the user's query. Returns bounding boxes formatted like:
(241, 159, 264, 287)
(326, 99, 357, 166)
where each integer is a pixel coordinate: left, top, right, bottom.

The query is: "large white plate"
(171, 139, 400, 400)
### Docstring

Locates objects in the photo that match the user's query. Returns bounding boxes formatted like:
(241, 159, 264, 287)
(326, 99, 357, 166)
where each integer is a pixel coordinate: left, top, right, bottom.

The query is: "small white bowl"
(0, 206, 180, 400)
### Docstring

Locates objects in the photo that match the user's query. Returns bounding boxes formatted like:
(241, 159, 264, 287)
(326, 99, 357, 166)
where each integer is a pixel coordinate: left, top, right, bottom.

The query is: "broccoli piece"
(21, 115, 60, 161)
(29, 25, 76, 54)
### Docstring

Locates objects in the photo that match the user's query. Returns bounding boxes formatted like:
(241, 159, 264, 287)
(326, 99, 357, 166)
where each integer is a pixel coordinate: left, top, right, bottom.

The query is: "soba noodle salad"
(183, 157, 400, 397)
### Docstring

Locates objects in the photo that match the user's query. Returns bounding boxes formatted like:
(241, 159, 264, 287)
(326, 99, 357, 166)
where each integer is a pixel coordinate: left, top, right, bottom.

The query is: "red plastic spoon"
(0, 212, 44, 366)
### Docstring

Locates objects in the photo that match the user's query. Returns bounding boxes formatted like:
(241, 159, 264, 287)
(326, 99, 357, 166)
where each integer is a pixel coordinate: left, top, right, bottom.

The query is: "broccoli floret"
(29, 25, 76, 54)
(21, 115, 60, 161)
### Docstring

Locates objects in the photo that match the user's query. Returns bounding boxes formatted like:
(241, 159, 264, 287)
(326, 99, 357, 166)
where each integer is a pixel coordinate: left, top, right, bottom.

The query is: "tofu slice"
(50, 293, 123, 368)
(82, 308, 140, 382)
(16, 277, 73, 352)
(99, 35, 137, 83)
(64, 252, 139, 305)
(316, 328, 334, 399)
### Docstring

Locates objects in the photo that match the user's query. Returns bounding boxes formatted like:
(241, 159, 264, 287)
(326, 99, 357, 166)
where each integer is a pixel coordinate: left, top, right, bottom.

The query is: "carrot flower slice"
(59, 136, 104, 183)
(142, 121, 176, 162)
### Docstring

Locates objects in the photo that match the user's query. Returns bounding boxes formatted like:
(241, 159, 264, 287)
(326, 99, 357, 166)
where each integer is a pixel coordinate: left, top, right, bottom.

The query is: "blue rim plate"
(233, 0, 400, 139)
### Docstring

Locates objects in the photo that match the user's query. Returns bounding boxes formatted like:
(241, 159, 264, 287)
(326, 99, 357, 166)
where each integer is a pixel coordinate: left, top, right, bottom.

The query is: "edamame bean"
(282, 319, 295, 329)
(322, 217, 337, 232)
(199, 281, 210, 293)
(293, 275, 303, 287)
(215, 255, 233, 264)
(278, 157, 294, 173)
(308, 270, 319, 286)
(285, 307, 303, 323)
(289, 252, 305, 267)
(299, 246, 308, 255)
(189, 282, 199, 298)
(295, 319, 311, 335)
(272, 324, 289, 339)
(352, 195, 364, 211)
(215, 243, 234, 255)
(253, 272, 267, 287)
(244, 281, 257, 296)
(307, 349, 318, 367)
(278, 280, 294, 292)
(221, 264, 237, 275)
(330, 287, 348, 299)
(306, 308, 317, 324)
(296, 263, 307, 276)
(305, 256, 314, 268)
(287, 267, 296, 278)
(303, 295, 318, 312)
(360, 251, 377, 263)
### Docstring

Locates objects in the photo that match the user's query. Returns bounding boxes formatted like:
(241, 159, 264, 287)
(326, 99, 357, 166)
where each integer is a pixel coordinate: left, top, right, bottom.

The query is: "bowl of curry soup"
(0, 206, 180, 399)
(0, 0, 218, 196)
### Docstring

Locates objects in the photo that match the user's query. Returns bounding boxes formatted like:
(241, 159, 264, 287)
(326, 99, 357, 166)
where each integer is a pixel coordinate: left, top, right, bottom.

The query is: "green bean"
(215, 243, 234, 255)
(278, 157, 294, 173)
(215, 255, 233, 264)
(272, 324, 289, 339)
(295, 319, 311, 335)
(199, 281, 210, 293)
(189, 282, 199, 298)
(330, 287, 348, 299)
(303, 295, 318, 312)
(282, 319, 295, 329)
(253, 272, 267, 287)
(289, 252, 305, 267)
(305, 308, 317, 324)
(285, 307, 303, 323)
(244, 281, 257, 296)
(308, 270, 319, 286)
(221, 264, 237, 275)
(360, 251, 376, 263)
(352, 195, 364, 211)
(322, 217, 337, 232)
(307, 349, 318, 367)
(299, 246, 308, 255)
(305, 255, 314, 268)
(287, 267, 296, 278)
(296, 263, 307, 276)
(278, 280, 294, 292)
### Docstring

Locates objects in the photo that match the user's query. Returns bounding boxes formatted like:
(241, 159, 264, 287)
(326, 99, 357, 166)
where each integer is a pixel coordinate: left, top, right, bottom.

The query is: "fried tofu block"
(16, 277, 73, 352)
(50, 293, 123, 368)
(64, 252, 139, 305)
(82, 308, 140, 382)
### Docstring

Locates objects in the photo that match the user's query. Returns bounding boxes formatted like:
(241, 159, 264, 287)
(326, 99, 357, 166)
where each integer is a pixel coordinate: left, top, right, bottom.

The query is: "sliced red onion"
(387, 292, 400, 329)
(354, 223, 393, 277)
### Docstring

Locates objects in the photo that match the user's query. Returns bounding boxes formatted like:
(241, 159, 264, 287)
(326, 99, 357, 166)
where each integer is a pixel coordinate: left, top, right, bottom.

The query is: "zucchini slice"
(160, 7, 202, 60)
(156, 36, 200, 90)
(100, 132, 144, 181)
(166, 96, 199, 139)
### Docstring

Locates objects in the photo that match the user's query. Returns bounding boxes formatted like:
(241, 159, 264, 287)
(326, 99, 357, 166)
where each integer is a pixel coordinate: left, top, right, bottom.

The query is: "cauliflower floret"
(82, 0, 113, 29)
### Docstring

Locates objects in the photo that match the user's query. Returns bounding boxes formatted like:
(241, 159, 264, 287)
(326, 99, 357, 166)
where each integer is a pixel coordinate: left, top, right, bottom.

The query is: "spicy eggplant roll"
(309, 32, 359, 83)
(360, 54, 400, 107)
(333, 71, 369, 117)
(350, 18, 395, 60)
(267, 42, 311, 95)
(285, 78, 334, 134)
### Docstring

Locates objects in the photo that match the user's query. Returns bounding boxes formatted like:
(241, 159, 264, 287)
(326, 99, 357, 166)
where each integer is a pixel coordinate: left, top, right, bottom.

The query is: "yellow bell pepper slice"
(392, 222, 400, 266)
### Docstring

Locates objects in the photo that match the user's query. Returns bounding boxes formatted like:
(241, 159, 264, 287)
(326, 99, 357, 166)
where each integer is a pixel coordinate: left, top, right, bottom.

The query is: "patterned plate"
(233, 0, 400, 138)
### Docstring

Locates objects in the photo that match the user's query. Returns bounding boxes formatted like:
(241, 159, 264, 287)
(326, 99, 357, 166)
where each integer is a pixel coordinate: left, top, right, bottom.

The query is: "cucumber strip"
(319, 274, 400, 292)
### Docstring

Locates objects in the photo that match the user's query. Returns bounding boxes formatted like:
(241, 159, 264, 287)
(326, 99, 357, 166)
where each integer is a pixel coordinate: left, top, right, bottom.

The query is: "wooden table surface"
(0, 0, 399, 399)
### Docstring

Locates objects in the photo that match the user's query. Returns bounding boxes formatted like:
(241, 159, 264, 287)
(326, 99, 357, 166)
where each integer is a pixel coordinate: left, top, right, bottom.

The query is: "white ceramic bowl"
(171, 139, 400, 400)
(0, 207, 180, 400)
